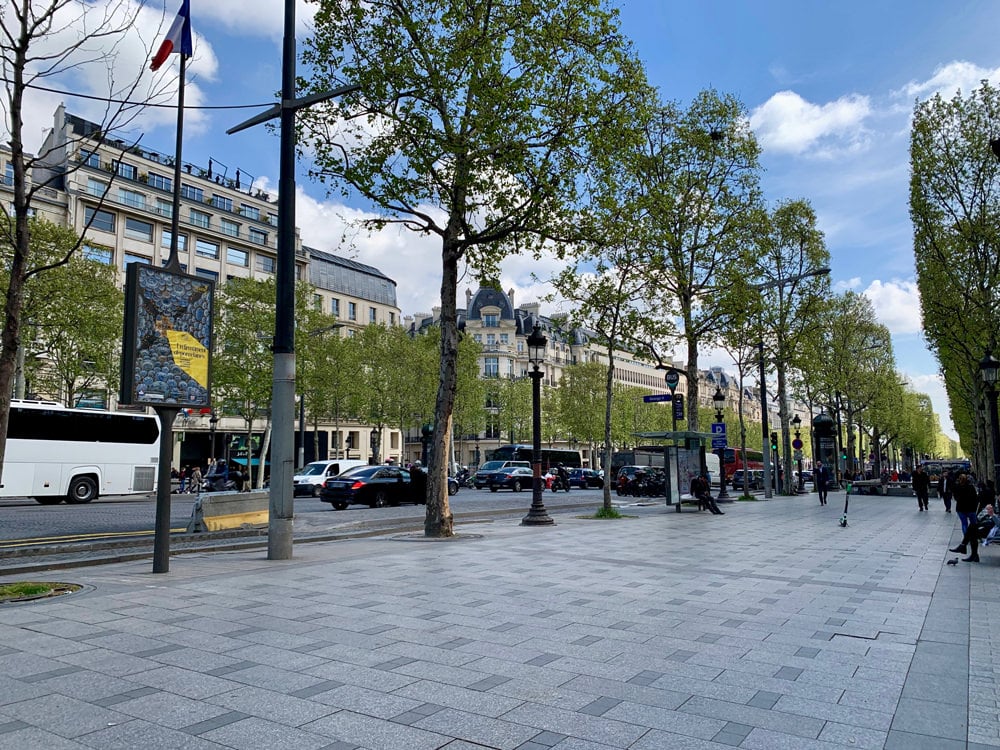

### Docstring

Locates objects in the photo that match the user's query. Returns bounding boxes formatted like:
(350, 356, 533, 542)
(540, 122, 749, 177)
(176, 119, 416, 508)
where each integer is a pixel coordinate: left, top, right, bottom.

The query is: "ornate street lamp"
(712, 386, 729, 499)
(979, 348, 1000, 488)
(522, 325, 554, 526)
(792, 413, 804, 492)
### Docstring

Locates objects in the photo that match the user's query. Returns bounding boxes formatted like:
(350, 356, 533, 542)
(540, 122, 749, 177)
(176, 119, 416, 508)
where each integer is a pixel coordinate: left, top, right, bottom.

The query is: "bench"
(849, 480, 914, 496)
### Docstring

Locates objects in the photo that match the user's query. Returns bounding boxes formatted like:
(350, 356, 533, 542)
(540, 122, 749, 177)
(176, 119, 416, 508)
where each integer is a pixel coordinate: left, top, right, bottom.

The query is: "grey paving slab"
(2, 492, 999, 748)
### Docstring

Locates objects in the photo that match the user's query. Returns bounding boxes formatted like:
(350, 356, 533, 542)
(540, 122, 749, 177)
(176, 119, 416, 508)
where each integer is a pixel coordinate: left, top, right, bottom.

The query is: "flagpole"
(152, 51, 187, 574)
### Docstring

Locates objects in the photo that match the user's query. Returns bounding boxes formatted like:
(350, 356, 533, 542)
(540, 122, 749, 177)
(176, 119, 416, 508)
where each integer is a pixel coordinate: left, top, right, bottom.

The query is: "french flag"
(150, 0, 193, 72)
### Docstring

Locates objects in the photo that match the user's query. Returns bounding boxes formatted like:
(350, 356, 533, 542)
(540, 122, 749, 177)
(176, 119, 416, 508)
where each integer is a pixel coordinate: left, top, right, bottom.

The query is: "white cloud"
(190, 0, 316, 38)
(861, 279, 923, 336)
(895, 60, 1000, 102)
(749, 90, 872, 157)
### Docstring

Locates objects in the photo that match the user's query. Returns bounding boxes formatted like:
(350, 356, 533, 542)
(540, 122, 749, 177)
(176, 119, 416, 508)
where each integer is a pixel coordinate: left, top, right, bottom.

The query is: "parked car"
(293, 459, 368, 496)
(473, 460, 531, 489)
(616, 465, 648, 495)
(568, 468, 602, 488)
(731, 469, 761, 491)
(489, 467, 534, 492)
(320, 465, 422, 510)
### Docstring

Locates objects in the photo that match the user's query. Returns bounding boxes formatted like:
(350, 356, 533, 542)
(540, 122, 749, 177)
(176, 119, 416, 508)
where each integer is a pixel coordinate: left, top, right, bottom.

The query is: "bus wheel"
(34, 497, 63, 505)
(66, 476, 98, 504)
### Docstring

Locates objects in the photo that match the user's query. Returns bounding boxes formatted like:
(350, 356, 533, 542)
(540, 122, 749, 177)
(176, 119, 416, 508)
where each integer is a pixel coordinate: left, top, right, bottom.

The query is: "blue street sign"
(642, 394, 672, 403)
(711, 437, 727, 449)
(710, 423, 727, 436)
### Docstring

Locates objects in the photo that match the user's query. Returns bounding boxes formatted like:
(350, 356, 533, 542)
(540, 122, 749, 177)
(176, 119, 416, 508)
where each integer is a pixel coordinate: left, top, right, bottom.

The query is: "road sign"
(711, 423, 727, 436)
(642, 394, 672, 403)
(665, 370, 680, 392)
(711, 437, 727, 449)
(672, 398, 684, 421)
(794, 450, 803, 460)
(792, 438, 803, 450)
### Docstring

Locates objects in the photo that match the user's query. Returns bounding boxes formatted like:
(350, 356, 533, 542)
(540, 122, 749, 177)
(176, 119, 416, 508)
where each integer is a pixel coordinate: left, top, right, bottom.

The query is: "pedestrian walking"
(912, 464, 930, 511)
(178, 466, 187, 494)
(937, 470, 952, 512)
(190, 465, 203, 493)
(953, 473, 978, 537)
(815, 460, 830, 506)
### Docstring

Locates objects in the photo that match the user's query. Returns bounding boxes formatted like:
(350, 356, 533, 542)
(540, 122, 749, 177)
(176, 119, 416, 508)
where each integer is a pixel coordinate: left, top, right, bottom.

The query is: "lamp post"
(209, 411, 218, 463)
(792, 413, 804, 492)
(522, 325, 554, 526)
(370, 428, 379, 464)
(712, 386, 729, 499)
(979, 348, 1000, 489)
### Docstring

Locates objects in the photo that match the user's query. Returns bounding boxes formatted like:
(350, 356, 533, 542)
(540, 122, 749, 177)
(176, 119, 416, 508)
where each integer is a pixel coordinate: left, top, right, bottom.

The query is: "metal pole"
(297, 395, 305, 469)
(759, 341, 772, 499)
(268, 0, 298, 560)
(522, 365, 553, 526)
(152, 407, 178, 573)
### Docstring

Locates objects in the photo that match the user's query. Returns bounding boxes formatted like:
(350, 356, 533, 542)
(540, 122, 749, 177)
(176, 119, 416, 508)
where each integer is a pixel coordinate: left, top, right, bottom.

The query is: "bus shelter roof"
(631, 431, 716, 444)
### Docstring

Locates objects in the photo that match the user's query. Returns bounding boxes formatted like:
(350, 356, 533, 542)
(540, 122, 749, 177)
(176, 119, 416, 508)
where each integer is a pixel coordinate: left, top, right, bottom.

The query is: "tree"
(0, 0, 154, 480)
(300, 0, 649, 536)
(640, 91, 764, 433)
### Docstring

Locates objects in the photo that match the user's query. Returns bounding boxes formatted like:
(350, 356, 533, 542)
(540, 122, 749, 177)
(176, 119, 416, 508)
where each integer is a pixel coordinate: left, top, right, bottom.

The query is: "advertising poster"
(120, 264, 213, 408)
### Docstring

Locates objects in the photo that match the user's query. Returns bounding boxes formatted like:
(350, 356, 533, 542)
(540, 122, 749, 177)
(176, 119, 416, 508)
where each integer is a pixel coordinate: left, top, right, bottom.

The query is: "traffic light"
(770, 432, 778, 452)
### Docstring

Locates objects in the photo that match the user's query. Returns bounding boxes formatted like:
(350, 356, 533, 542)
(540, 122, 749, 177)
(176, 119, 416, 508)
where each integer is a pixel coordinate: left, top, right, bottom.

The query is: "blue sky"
(19, 0, 1000, 440)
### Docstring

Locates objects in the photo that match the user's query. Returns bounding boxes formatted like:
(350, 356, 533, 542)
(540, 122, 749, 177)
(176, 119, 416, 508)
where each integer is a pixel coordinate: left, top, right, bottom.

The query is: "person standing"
(190, 465, 203, 494)
(912, 464, 930, 511)
(815, 460, 830, 506)
(937, 470, 952, 513)
(953, 473, 979, 537)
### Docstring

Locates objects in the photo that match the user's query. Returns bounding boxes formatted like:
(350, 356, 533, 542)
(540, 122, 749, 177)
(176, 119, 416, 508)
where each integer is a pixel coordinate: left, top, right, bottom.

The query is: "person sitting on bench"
(950, 504, 1000, 562)
(690, 474, 724, 515)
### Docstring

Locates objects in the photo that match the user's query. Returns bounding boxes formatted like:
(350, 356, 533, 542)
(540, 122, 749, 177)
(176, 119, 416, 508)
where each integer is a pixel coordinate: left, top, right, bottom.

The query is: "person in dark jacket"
(953, 473, 979, 537)
(911, 465, 930, 512)
(937, 470, 952, 512)
(950, 504, 1000, 563)
(815, 461, 831, 506)
(690, 474, 724, 515)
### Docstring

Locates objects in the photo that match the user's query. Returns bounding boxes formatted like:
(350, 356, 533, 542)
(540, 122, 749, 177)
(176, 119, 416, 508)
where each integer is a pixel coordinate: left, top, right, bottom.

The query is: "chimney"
(508, 287, 515, 307)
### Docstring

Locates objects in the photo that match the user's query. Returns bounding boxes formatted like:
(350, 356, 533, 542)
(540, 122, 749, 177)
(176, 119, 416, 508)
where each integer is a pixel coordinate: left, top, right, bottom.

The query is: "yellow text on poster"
(166, 330, 209, 388)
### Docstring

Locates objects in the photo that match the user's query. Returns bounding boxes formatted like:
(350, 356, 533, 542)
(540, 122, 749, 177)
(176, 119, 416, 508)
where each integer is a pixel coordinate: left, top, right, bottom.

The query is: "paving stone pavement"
(0, 490, 996, 749)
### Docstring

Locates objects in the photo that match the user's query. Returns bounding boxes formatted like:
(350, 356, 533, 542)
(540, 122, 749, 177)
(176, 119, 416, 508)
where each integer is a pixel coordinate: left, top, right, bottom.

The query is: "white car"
(293, 459, 368, 496)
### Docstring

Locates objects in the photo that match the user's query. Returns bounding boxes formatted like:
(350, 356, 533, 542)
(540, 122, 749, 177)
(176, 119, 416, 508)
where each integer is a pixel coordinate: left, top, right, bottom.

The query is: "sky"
(16, 0, 1000, 442)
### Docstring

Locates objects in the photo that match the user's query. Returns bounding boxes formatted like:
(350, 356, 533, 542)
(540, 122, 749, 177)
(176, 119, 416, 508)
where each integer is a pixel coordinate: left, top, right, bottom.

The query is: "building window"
(161, 259, 188, 272)
(195, 268, 219, 281)
(118, 188, 145, 209)
(256, 255, 276, 274)
(80, 150, 100, 168)
(389, 312, 395, 325)
(3, 161, 12, 186)
(473, 334, 482, 343)
(331, 298, 340, 316)
(123, 252, 150, 268)
(240, 204, 260, 221)
(348, 302, 357, 321)
(189, 208, 210, 228)
(314, 294, 323, 310)
(114, 161, 137, 180)
(484, 357, 499, 377)
(148, 172, 171, 191)
(483, 313, 499, 327)
(369, 306, 377, 323)
(226, 247, 249, 266)
(195, 239, 219, 259)
(517, 341, 524, 353)
(161, 230, 187, 253)
(180, 183, 203, 201)
(84, 206, 115, 233)
(486, 333, 495, 346)
(86, 177, 106, 198)
(500, 333, 509, 344)
(267, 213, 278, 227)
(248, 227, 268, 245)
(211, 194, 233, 211)
(82, 244, 112, 264)
(124, 217, 153, 242)
(220, 218, 240, 237)
(155, 198, 172, 218)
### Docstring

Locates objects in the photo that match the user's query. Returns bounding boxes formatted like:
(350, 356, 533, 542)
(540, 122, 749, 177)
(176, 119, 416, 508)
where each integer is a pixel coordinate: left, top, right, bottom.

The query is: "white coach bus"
(0, 399, 160, 505)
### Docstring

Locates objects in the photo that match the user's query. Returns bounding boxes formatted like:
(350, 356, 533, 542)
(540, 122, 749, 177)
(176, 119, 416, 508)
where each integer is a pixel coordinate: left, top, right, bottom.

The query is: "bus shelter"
(631, 431, 715, 512)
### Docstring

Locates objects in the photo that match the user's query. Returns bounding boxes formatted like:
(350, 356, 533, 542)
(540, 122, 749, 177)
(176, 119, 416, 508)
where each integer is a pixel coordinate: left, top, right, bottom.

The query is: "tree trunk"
(424, 238, 460, 537)
(686, 337, 699, 433)
(776, 361, 793, 494)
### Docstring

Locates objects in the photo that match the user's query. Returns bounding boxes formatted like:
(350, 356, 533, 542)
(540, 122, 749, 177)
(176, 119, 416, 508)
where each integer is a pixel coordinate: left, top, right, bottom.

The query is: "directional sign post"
(710, 422, 727, 449)
(643, 394, 673, 403)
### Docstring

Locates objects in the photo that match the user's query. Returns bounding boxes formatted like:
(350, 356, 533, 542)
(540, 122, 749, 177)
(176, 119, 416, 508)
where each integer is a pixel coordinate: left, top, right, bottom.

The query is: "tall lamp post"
(522, 325, 554, 526)
(792, 414, 804, 492)
(712, 386, 729, 499)
(979, 348, 1000, 489)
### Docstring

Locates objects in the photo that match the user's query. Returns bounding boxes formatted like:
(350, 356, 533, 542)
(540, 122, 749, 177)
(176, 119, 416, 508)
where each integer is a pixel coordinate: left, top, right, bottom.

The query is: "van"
(293, 459, 368, 496)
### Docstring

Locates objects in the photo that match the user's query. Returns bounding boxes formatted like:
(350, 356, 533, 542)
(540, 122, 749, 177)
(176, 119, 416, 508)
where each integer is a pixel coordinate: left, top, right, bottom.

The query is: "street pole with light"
(792, 414, 804, 492)
(712, 386, 730, 499)
(522, 325, 554, 526)
(209, 411, 218, 463)
(980, 348, 1000, 489)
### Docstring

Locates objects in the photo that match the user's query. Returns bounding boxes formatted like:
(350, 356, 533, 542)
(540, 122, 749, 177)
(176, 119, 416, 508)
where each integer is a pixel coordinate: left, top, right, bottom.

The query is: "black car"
(568, 468, 602, 488)
(320, 465, 422, 510)
(489, 467, 534, 492)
